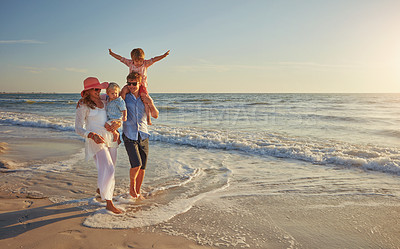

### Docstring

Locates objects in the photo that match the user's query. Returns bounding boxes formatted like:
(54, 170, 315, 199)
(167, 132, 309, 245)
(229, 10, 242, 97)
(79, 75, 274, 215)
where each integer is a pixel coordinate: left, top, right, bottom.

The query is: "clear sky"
(0, 0, 399, 93)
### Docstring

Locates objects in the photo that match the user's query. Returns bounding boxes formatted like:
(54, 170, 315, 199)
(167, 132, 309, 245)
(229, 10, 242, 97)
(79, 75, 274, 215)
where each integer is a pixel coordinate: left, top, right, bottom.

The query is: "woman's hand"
(105, 120, 122, 132)
(88, 132, 106, 144)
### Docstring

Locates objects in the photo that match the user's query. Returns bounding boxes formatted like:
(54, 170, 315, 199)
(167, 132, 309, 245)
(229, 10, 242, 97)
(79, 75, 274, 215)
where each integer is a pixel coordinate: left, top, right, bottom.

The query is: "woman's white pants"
(94, 147, 117, 201)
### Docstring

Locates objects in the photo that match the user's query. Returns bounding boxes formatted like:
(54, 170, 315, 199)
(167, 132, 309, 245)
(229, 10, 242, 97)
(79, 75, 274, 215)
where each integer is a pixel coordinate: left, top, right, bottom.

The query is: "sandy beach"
(1, 185, 400, 248)
(0, 190, 217, 249)
(0, 132, 215, 248)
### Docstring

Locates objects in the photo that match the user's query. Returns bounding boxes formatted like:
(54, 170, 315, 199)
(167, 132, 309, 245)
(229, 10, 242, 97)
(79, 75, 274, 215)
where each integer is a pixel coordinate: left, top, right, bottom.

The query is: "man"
(121, 71, 159, 199)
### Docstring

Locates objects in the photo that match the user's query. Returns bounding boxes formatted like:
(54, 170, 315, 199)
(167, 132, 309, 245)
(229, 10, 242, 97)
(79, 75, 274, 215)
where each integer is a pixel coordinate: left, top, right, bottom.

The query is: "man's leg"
(136, 169, 145, 199)
(130, 167, 141, 198)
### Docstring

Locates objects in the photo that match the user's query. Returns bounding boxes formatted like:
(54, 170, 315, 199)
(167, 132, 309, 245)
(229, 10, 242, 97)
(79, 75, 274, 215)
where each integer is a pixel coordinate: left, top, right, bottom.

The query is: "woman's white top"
(75, 101, 118, 161)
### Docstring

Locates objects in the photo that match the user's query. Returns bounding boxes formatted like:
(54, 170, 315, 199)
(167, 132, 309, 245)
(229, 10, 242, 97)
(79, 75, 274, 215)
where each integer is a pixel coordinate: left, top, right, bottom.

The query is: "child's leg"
(140, 93, 154, 125)
(112, 130, 119, 142)
(145, 103, 152, 125)
(107, 120, 121, 142)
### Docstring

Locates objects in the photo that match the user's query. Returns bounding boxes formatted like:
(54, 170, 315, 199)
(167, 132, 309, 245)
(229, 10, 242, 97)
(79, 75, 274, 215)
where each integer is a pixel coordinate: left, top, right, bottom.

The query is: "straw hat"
(81, 77, 109, 97)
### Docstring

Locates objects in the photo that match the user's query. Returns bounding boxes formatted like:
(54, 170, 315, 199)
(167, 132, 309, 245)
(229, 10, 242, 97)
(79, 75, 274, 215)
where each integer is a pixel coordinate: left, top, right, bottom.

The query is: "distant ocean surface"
(1, 93, 400, 247)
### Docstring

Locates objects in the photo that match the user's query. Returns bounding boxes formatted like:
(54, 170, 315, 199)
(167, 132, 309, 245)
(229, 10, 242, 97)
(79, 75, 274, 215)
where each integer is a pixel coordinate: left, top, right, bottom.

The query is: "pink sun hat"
(81, 77, 109, 97)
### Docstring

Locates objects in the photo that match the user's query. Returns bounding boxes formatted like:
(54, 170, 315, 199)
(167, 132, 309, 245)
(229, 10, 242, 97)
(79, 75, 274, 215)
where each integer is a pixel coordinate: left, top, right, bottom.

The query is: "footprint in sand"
(23, 200, 33, 208)
(58, 230, 87, 239)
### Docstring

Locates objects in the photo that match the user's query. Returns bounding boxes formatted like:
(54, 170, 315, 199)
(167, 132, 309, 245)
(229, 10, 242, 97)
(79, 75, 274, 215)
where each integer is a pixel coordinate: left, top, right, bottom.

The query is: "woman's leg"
(94, 148, 121, 213)
(108, 147, 118, 166)
(94, 148, 115, 201)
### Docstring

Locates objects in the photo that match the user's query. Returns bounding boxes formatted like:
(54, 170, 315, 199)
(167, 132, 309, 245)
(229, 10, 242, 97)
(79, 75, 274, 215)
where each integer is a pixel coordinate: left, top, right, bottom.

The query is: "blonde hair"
(107, 82, 120, 91)
(130, 48, 145, 60)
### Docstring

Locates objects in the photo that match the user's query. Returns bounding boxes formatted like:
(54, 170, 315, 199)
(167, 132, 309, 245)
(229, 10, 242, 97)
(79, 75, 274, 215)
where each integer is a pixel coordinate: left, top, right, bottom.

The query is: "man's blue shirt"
(123, 93, 149, 140)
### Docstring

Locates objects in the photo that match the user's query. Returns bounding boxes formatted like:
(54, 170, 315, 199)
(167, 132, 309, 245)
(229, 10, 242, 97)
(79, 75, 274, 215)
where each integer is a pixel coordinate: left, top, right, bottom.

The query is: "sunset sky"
(0, 0, 399, 93)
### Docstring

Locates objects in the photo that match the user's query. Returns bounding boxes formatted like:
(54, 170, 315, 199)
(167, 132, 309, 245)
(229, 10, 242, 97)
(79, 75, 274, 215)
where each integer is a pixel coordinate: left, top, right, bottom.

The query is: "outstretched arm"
(109, 49, 123, 61)
(152, 50, 170, 63)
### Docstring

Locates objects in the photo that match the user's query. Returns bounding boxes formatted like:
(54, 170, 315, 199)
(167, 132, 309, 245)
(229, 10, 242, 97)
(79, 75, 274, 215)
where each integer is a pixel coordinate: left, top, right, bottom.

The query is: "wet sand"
(0, 133, 216, 249)
(1, 132, 400, 248)
(0, 190, 215, 249)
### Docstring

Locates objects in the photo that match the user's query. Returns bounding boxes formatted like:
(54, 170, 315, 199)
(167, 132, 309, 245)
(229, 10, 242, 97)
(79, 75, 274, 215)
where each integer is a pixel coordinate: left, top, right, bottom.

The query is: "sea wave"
(157, 106, 179, 111)
(150, 125, 400, 175)
(247, 102, 271, 106)
(1, 111, 399, 175)
(0, 98, 76, 105)
(0, 111, 74, 131)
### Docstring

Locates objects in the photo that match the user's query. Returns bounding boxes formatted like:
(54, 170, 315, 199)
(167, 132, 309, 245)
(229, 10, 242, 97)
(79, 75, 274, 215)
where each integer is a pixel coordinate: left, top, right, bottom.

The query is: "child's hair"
(127, 71, 142, 82)
(107, 82, 120, 91)
(130, 48, 145, 60)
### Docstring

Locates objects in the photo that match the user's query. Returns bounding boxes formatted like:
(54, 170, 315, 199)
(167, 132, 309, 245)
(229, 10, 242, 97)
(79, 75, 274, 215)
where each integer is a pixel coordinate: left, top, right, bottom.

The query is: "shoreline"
(0, 137, 83, 171)
(0, 190, 216, 249)
(1, 123, 400, 248)
(0, 129, 216, 248)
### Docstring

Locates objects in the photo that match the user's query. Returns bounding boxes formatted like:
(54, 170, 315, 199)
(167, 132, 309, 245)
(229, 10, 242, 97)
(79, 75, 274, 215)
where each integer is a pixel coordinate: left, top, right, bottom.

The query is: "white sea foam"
(151, 125, 400, 175)
(1, 111, 399, 175)
(83, 176, 229, 229)
(147, 168, 202, 196)
(0, 111, 74, 131)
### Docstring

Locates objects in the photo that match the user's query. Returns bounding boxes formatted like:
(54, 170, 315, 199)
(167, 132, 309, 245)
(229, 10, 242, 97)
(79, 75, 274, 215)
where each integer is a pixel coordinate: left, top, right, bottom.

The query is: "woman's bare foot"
(106, 200, 122, 214)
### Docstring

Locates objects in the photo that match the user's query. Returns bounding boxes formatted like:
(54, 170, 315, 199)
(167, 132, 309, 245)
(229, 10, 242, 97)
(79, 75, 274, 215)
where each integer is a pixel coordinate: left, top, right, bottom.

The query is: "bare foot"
(129, 190, 138, 199)
(106, 200, 122, 214)
(137, 194, 145, 200)
(96, 188, 100, 195)
(147, 120, 152, 125)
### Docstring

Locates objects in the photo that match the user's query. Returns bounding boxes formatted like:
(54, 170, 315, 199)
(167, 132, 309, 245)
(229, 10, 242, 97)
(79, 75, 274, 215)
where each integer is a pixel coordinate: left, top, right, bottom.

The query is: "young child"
(109, 48, 169, 125)
(104, 83, 127, 142)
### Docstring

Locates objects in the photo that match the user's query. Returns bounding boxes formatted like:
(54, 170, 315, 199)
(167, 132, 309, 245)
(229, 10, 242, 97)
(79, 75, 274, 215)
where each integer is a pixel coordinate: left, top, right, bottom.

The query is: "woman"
(75, 77, 122, 214)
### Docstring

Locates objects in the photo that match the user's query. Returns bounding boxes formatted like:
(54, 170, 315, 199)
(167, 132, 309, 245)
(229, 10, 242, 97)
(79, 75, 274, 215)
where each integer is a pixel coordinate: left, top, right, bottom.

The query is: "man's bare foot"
(106, 200, 122, 214)
(137, 194, 145, 200)
(147, 119, 152, 125)
(129, 190, 138, 199)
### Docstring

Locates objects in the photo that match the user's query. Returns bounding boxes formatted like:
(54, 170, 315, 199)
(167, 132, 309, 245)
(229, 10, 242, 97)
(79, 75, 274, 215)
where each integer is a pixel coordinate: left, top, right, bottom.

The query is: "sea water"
(1, 93, 400, 247)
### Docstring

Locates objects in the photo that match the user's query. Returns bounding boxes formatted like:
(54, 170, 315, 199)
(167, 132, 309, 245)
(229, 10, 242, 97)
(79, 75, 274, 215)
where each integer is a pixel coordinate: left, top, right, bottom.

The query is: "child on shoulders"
(109, 48, 169, 125)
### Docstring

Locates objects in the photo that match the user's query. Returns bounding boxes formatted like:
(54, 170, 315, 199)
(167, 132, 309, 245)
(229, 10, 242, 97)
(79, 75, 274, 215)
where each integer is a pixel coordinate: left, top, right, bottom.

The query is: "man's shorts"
(122, 133, 149, 170)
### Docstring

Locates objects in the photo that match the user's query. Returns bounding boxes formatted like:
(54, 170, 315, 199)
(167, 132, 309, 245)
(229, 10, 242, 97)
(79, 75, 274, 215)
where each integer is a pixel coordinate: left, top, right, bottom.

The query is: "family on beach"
(75, 48, 170, 213)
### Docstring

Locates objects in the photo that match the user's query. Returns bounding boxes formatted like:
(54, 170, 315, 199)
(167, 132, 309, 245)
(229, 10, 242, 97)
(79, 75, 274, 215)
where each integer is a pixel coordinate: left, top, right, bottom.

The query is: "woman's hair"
(81, 90, 97, 109)
(130, 48, 145, 60)
(127, 71, 142, 82)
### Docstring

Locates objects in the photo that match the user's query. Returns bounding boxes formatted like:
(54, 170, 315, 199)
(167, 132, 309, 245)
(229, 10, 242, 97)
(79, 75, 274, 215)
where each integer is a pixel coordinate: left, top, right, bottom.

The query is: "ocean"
(1, 93, 400, 248)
